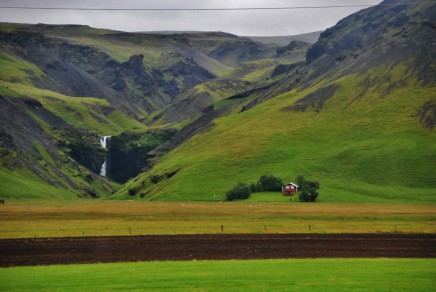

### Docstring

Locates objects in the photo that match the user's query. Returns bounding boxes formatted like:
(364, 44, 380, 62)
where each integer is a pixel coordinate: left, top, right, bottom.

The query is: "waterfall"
(100, 136, 111, 177)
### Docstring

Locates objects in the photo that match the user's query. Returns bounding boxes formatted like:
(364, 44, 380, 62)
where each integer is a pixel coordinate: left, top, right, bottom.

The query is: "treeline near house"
(225, 175, 319, 202)
(225, 175, 283, 201)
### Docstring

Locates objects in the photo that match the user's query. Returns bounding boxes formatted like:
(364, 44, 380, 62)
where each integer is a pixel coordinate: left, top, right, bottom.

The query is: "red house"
(282, 183, 298, 196)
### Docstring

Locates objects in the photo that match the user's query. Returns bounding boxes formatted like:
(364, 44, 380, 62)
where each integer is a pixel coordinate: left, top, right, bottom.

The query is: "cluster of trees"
(225, 174, 320, 202)
(296, 175, 320, 202)
(226, 175, 283, 201)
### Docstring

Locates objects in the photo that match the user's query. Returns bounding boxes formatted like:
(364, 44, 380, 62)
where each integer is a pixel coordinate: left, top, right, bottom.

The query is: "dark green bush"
(128, 188, 137, 196)
(250, 183, 257, 193)
(299, 188, 319, 202)
(257, 175, 284, 192)
(226, 183, 252, 201)
(150, 174, 164, 184)
(296, 175, 320, 202)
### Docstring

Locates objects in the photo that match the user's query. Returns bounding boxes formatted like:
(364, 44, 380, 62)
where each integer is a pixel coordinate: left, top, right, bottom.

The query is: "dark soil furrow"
(1, 234, 435, 267)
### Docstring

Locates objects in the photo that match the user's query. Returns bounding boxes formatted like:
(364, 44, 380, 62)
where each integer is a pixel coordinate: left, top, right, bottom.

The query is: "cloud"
(0, 0, 383, 35)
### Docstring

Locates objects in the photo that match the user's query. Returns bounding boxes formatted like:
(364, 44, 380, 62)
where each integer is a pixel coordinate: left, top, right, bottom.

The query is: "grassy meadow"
(1, 259, 435, 291)
(0, 200, 434, 238)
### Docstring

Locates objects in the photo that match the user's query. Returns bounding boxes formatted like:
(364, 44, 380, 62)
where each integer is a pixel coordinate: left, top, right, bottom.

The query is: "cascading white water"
(100, 160, 108, 177)
(99, 136, 111, 176)
(100, 136, 110, 149)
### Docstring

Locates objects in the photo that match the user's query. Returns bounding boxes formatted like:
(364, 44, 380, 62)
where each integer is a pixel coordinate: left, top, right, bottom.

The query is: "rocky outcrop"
(209, 38, 275, 67)
(282, 84, 339, 112)
(417, 102, 436, 129)
(276, 41, 309, 57)
(271, 61, 305, 78)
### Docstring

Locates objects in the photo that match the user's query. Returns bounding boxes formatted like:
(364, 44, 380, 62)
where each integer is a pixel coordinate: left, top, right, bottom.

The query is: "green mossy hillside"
(115, 64, 436, 202)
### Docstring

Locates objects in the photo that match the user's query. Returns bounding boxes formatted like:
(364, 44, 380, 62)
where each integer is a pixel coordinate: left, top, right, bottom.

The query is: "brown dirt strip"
(0, 234, 435, 267)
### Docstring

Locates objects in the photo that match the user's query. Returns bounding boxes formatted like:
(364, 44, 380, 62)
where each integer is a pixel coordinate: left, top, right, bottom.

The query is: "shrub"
(150, 174, 164, 184)
(226, 183, 252, 201)
(296, 175, 320, 202)
(250, 183, 257, 193)
(299, 188, 319, 202)
(257, 175, 283, 192)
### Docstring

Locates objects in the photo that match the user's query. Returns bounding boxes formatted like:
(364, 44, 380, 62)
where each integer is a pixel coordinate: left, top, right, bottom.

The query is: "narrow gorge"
(99, 136, 111, 177)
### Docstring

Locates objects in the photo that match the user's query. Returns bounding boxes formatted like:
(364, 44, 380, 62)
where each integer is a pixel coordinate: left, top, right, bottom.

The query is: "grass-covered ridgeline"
(116, 64, 436, 202)
(1, 259, 435, 291)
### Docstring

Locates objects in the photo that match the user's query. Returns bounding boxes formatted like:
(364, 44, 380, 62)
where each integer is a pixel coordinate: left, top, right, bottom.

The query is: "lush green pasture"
(1, 259, 435, 291)
(0, 201, 434, 238)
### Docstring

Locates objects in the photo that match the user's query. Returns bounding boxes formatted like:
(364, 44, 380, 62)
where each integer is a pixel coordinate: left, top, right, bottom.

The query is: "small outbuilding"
(282, 183, 298, 196)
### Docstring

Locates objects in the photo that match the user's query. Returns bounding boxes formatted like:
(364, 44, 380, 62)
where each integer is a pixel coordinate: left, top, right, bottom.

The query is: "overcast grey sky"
(0, 0, 384, 36)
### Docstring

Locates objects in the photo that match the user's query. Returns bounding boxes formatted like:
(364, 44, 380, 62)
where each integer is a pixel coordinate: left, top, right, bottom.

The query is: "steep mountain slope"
(114, 0, 436, 202)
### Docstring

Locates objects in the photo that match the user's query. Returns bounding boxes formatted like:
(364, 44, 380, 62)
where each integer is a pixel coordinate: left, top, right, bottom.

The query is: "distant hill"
(247, 31, 321, 45)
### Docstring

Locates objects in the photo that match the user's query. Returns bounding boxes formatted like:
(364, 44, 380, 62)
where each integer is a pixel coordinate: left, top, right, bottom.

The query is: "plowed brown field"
(1, 234, 435, 267)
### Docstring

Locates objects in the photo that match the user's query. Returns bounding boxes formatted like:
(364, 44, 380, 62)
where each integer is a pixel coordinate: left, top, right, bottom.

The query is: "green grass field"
(1, 259, 434, 291)
(0, 201, 434, 238)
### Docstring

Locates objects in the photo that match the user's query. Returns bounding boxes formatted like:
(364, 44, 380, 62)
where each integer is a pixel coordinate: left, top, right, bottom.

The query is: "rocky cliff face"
(305, 0, 436, 84)
(249, 0, 436, 117)
(108, 129, 177, 183)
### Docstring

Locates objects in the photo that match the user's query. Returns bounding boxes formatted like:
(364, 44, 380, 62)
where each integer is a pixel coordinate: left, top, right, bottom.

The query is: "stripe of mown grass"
(0, 259, 435, 291)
